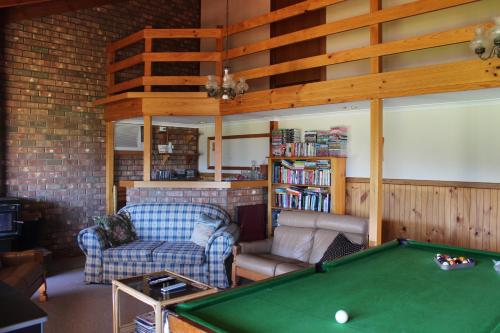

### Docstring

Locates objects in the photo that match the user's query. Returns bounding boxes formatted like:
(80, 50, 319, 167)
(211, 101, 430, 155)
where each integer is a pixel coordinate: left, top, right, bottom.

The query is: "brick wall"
(115, 126, 199, 181)
(0, 0, 201, 255)
(126, 187, 268, 222)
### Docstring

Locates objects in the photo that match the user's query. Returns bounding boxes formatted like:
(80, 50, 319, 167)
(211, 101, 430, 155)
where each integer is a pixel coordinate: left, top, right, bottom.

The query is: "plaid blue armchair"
(77, 203, 239, 288)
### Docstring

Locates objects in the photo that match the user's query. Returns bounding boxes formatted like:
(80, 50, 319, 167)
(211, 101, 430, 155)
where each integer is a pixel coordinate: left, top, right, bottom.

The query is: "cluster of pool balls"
(435, 253, 473, 267)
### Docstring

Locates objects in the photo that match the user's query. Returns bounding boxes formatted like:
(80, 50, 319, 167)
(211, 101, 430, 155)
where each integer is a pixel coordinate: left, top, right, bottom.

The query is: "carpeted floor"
(31, 258, 149, 333)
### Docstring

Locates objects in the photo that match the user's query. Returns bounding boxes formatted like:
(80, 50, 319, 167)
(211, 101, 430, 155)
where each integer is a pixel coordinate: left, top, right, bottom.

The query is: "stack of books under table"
(135, 311, 170, 333)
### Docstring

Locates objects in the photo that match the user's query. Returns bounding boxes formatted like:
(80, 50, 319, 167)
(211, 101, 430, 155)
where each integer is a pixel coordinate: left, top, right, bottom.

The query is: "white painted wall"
(199, 100, 500, 183)
(325, 0, 499, 78)
(200, 0, 270, 91)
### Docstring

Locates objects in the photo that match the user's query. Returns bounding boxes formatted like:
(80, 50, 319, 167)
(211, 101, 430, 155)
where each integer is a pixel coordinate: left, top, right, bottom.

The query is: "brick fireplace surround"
(0, 0, 201, 256)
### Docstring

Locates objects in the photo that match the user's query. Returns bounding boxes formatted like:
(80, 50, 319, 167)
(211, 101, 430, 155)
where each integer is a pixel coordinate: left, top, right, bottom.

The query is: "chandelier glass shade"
(470, 17, 500, 60)
(205, 0, 249, 100)
(206, 67, 249, 100)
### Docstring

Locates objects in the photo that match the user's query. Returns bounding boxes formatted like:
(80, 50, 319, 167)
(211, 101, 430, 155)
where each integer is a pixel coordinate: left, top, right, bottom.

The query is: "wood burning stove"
(0, 197, 22, 240)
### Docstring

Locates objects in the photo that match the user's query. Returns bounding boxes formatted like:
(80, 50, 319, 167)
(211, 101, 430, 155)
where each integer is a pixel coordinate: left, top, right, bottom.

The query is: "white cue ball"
(335, 310, 349, 324)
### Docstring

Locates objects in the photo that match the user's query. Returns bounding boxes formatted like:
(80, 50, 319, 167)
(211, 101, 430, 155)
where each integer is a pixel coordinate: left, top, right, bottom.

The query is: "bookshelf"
(267, 156, 346, 236)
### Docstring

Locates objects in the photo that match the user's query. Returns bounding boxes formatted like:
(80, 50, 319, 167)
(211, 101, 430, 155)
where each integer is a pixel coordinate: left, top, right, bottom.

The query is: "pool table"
(169, 239, 500, 333)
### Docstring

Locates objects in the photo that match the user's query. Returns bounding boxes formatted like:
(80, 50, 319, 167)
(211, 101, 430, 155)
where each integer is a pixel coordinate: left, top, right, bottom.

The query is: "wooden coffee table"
(112, 270, 217, 333)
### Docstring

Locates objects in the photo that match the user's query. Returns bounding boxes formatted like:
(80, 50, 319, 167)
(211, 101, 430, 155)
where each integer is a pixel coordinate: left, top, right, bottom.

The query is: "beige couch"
(232, 211, 368, 286)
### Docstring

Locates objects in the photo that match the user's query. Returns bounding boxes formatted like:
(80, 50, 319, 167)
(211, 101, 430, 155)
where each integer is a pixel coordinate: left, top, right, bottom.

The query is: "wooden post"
(143, 115, 152, 181)
(268, 120, 279, 237)
(369, 99, 383, 246)
(106, 121, 115, 214)
(214, 116, 223, 181)
(369, 0, 383, 247)
(331, 157, 346, 215)
(144, 25, 152, 92)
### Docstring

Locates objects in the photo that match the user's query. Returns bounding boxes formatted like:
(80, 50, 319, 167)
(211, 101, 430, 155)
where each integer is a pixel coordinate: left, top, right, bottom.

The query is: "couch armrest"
(77, 226, 108, 255)
(205, 223, 240, 288)
(0, 249, 44, 266)
(205, 223, 239, 258)
(238, 238, 273, 254)
(77, 225, 108, 283)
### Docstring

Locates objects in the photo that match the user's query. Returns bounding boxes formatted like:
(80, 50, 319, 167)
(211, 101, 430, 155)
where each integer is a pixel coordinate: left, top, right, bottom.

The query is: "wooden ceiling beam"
(221, 58, 500, 115)
(0, 0, 121, 23)
(0, 0, 51, 9)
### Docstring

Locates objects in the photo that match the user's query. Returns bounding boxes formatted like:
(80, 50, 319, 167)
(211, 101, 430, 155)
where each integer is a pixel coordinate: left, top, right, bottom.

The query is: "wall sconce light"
(470, 17, 500, 60)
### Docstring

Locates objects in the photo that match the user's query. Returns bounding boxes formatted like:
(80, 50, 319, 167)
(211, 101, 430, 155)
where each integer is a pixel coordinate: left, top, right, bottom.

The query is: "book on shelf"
(271, 127, 348, 157)
(328, 126, 348, 157)
(273, 160, 331, 186)
(274, 186, 330, 213)
(280, 159, 293, 169)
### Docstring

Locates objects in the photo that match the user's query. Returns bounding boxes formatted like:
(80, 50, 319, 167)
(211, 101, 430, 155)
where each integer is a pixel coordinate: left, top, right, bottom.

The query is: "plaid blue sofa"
(77, 203, 239, 288)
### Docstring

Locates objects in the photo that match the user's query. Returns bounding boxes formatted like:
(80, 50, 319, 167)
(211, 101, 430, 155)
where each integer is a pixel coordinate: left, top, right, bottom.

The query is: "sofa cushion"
(271, 226, 315, 262)
(235, 253, 298, 277)
(275, 261, 311, 276)
(277, 211, 318, 228)
(308, 229, 340, 264)
(320, 233, 365, 262)
(190, 214, 223, 247)
(152, 241, 205, 265)
(316, 214, 368, 245)
(103, 240, 164, 262)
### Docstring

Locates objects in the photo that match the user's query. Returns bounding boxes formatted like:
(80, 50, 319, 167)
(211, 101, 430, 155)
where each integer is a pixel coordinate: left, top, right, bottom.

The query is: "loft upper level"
(94, 0, 500, 121)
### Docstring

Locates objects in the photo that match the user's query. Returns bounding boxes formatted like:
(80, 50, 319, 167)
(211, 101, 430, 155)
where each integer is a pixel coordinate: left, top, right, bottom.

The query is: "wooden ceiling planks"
(0, 0, 51, 9)
(0, 0, 121, 23)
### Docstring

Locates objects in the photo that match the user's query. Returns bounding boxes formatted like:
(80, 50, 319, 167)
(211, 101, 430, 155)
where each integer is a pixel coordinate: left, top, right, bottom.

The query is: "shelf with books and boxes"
(267, 156, 346, 236)
(271, 127, 348, 158)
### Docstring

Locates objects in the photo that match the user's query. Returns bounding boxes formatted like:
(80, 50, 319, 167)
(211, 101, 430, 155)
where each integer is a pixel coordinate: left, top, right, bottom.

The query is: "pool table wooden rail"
(169, 314, 211, 333)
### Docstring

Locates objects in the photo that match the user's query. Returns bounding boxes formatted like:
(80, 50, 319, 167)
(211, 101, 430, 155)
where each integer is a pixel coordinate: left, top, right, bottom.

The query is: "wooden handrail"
(108, 54, 143, 73)
(226, 0, 345, 35)
(107, 28, 222, 53)
(224, 0, 479, 60)
(108, 52, 221, 74)
(144, 52, 221, 62)
(104, 0, 482, 96)
(107, 30, 144, 53)
(232, 22, 492, 81)
(143, 76, 216, 86)
(144, 28, 222, 39)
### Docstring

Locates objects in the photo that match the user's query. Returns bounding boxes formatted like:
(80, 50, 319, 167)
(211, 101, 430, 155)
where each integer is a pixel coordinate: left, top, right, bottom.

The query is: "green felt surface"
(177, 240, 500, 333)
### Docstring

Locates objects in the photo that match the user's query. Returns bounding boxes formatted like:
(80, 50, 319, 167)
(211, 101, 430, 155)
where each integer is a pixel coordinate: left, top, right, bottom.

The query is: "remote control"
(148, 276, 175, 286)
(161, 282, 186, 293)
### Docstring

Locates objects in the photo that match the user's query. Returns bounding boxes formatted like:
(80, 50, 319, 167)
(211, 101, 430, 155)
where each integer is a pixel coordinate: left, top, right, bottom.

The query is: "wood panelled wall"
(346, 179, 499, 253)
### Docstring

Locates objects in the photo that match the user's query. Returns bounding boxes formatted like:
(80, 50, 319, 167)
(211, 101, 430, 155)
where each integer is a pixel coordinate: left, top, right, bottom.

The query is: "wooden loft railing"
(100, 0, 500, 110)
(105, 27, 223, 96)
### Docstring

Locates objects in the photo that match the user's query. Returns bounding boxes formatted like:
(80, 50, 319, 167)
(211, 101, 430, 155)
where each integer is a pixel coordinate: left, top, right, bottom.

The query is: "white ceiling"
(119, 87, 500, 126)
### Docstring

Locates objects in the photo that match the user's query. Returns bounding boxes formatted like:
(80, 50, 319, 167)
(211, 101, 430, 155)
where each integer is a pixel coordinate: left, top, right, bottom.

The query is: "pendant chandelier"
(205, 0, 249, 100)
(470, 17, 500, 60)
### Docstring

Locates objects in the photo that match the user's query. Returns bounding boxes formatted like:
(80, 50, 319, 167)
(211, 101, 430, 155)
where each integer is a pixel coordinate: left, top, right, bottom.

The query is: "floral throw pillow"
(93, 211, 138, 247)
